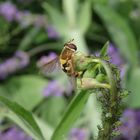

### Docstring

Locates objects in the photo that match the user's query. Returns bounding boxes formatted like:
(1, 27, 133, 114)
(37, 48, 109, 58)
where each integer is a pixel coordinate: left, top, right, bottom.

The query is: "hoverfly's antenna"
(64, 39, 74, 46)
(67, 39, 74, 44)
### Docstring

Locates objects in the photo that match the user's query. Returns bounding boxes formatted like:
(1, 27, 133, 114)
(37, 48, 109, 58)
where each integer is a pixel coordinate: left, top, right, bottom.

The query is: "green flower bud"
(74, 52, 96, 71)
(96, 73, 107, 82)
(83, 65, 98, 78)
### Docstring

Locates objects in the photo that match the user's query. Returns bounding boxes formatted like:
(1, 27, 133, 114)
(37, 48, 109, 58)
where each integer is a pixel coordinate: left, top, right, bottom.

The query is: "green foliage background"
(0, 0, 140, 139)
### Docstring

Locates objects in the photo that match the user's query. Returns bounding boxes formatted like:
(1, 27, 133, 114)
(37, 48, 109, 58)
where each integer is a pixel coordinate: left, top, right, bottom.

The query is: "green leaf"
(126, 67, 140, 108)
(51, 90, 90, 140)
(35, 116, 53, 140)
(94, 5, 138, 65)
(100, 41, 109, 57)
(40, 97, 66, 127)
(19, 27, 40, 51)
(85, 94, 102, 139)
(0, 96, 45, 140)
(62, 0, 78, 26)
(77, 0, 91, 34)
(34, 31, 48, 44)
(43, 3, 68, 37)
(7, 75, 47, 110)
(2, 111, 53, 140)
(93, 0, 108, 5)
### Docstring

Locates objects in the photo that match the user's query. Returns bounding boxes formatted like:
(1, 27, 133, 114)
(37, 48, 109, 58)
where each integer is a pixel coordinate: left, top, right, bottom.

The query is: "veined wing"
(40, 57, 61, 74)
(68, 76, 77, 91)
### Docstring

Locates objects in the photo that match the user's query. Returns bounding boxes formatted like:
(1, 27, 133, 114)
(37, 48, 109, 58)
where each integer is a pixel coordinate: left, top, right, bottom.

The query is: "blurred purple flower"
(135, 110, 140, 125)
(15, 11, 34, 28)
(46, 26, 59, 39)
(115, 109, 140, 140)
(119, 109, 136, 140)
(43, 80, 65, 97)
(15, 10, 48, 28)
(108, 44, 125, 78)
(0, 51, 29, 80)
(108, 44, 123, 66)
(14, 51, 29, 67)
(68, 128, 89, 140)
(0, 127, 32, 140)
(0, 2, 17, 21)
(34, 15, 47, 28)
(0, 2, 58, 39)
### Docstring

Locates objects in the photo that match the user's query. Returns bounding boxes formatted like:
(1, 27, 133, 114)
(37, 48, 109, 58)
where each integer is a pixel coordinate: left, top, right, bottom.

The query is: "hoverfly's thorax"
(59, 41, 78, 77)
(60, 44, 76, 61)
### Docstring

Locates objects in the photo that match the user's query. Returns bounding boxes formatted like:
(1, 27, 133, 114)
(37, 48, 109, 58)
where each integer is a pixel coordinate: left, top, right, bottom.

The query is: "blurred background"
(0, 0, 140, 140)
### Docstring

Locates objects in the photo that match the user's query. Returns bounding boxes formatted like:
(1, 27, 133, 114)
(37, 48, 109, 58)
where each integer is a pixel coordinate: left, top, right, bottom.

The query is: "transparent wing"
(68, 76, 77, 91)
(40, 57, 61, 74)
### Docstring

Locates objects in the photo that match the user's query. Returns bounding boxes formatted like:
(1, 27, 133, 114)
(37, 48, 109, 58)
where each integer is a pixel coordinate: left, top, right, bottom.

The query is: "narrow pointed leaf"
(94, 5, 138, 65)
(77, 0, 91, 34)
(0, 96, 45, 140)
(43, 3, 68, 36)
(100, 41, 109, 57)
(51, 90, 90, 140)
(19, 28, 40, 50)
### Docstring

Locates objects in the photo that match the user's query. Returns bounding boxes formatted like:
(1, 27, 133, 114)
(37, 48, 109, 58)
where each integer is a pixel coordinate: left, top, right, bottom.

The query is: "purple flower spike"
(46, 26, 59, 39)
(116, 109, 140, 140)
(15, 11, 33, 28)
(0, 51, 29, 80)
(0, 126, 32, 140)
(14, 51, 29, 68)
(68, 128, 88, 140)
(0, 2, 17, 21)
(34, 15, 47, 27)
(0, 64, 9, 79)
(108, 44, 123, 67)
(108, 44, 125, 78)
(43, 80, 65, 97)
(135, 110, 140, 125)
(15, 11, 47, 28)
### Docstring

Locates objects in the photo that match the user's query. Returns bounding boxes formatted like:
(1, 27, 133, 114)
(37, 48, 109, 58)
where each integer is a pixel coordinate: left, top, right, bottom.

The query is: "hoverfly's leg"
(76, 69, 87, 87)
(69, 53, 79, 77)
(65, 66, 71, 71)
(80, 69, 86, 78)
(67, 59, 79, 77)
(64, 39, 74, 45)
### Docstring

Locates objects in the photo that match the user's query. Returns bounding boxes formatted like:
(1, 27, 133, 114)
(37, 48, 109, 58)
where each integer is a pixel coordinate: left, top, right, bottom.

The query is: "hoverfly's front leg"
(78, 69, 87, 86)
(67, 59, 79, 77)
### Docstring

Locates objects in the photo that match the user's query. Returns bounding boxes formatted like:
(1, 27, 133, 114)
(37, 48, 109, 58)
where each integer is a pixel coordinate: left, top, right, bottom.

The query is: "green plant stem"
(97, 60, 118, 140)
(74, 54, 119, 139)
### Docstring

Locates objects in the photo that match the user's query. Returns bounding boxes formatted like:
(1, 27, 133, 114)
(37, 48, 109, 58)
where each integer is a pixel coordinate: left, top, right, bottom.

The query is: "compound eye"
(67, 43, 77, 51)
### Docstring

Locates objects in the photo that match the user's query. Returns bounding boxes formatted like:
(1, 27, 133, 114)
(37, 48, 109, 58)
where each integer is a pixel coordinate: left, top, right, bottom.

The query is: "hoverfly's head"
(65, 43, 77, 52)
(68, 43, 77, 51)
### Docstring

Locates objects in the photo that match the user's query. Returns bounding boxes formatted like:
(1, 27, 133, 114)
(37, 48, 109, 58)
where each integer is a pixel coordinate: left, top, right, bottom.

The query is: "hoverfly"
(40, 39, 79, 87)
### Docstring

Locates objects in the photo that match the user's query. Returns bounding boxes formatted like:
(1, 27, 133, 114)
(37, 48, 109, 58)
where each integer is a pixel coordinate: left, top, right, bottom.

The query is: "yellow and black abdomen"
(60, 58, 71, 75)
